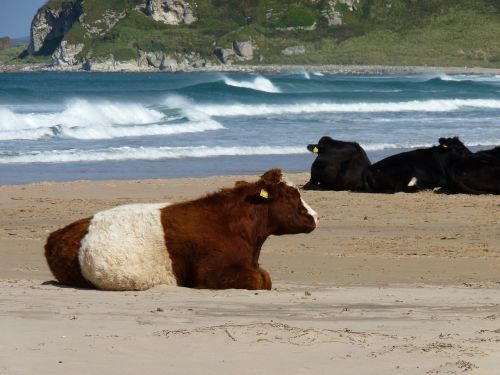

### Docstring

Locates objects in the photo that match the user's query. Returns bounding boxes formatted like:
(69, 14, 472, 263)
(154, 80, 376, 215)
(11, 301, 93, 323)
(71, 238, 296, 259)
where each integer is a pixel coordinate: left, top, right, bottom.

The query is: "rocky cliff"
(22, 0, 500, 71)
(26, 0, 364, 71)
(28, 1, 82, 55)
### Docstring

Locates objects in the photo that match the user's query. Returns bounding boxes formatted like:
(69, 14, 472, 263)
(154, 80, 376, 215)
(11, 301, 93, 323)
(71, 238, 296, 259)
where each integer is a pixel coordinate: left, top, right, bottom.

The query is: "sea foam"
(0, 99, 163, 130)
(435, 74, 500, 83)
(0, 145, 307, 164)
(196, 99, 500, 117)
(0, 98, 223, 140)
(2, 140, 498, 164)
(222, 75, 281, 93)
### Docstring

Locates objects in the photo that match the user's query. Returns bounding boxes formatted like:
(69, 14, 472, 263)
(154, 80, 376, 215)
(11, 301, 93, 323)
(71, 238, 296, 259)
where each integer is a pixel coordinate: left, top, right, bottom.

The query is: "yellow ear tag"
(313, 147, 319, 153)
(260, 189, 269, 199)
(442, 144, 448, 148)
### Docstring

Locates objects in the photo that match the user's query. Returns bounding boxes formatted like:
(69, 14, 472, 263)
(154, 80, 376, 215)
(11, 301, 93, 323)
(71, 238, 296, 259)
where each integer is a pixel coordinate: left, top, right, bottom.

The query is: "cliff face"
(26, 0, 364, 70)
(23, 0, 500, 71)
(28, 1, 82, 55)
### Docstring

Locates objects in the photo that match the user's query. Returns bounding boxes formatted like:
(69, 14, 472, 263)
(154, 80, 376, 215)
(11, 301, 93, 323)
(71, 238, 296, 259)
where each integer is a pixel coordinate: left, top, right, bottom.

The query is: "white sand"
(1, 173, 499, 374)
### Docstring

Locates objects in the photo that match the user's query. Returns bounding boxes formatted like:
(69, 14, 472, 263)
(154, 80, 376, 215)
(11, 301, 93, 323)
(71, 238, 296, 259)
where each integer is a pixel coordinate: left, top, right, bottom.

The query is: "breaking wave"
(3, 140, 498, 165)
(0, 98, 223, 140)
(196, 99, 500, 117)
(0, 99, 164, 130)
(429, 73, 500, 83)
(222, 75, 281, 93)
(0, 145, 307, 164)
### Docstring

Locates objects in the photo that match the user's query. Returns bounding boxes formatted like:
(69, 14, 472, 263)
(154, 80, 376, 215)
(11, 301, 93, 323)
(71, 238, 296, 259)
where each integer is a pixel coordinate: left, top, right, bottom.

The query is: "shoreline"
(2, 62, 500, 74)
(0, 146, 493, 186)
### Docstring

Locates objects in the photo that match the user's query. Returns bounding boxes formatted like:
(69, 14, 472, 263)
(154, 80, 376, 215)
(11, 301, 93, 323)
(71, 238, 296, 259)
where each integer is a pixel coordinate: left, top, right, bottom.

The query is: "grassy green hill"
(3, 0, 500, 68)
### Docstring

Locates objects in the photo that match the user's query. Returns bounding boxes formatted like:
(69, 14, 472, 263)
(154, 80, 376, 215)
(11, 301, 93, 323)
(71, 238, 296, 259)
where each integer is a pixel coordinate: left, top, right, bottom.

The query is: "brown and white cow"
(45, 169, 318, 291)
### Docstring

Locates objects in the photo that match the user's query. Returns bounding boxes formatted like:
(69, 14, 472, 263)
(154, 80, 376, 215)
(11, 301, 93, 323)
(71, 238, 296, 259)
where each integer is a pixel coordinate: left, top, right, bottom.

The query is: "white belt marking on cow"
(79, 203, 176, 291)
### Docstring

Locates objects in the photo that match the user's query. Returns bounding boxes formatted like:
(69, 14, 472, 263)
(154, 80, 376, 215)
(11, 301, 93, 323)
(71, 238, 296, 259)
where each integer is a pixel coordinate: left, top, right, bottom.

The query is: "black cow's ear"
(307, 144, 318, 153)
(438, 138, 450, 148)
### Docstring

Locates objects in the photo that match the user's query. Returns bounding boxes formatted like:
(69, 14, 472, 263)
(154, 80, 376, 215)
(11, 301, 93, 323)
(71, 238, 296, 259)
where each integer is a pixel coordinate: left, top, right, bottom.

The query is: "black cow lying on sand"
(445, 146, 500, 195)
(303, 136, 371, 191)
(364, 137, 472, 193)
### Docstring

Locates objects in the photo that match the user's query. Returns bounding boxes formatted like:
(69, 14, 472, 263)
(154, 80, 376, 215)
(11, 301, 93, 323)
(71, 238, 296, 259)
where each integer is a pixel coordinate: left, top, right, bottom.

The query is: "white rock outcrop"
(233, 41, 253, 60)
(138, 50, 208, 71)
(322, 0, 359, 26)
(281, 45, 306, 56)
(214, 47, 235, 64)
(145, 0, 197, 25)
(81, 9, 126, 37)
(52, 41, 84, 66)
(28, 2, 82, 55)
(214, 40, 254, 64)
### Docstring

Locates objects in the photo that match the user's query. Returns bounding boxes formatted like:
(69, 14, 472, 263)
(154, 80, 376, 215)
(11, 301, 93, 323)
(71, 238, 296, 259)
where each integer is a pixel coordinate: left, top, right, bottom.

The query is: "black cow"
(445, 146, 500, 194)
(364, 137, 472, 193)
(303, 136, 371, 191)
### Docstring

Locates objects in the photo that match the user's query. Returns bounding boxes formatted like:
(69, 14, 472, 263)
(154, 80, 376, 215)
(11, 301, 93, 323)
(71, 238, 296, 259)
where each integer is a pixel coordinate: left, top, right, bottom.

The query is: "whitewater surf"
(0, 72, 499, 183)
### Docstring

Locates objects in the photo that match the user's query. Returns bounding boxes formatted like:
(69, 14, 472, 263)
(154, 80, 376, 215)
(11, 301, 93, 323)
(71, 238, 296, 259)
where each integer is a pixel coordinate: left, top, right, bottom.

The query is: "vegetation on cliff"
(2, 0, 500, 68)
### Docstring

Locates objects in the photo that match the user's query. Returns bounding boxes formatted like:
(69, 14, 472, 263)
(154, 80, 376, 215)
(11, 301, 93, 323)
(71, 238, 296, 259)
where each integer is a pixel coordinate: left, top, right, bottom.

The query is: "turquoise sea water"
(0, 71, 499, 184)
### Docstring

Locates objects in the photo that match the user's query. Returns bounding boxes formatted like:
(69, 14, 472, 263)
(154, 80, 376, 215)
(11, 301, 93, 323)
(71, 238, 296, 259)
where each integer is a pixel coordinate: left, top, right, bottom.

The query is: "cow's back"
(79, 203, 176, 291)
(447, 153, 500, 194)
(343, 145, 371, 190)
(365, 148, 447, 192)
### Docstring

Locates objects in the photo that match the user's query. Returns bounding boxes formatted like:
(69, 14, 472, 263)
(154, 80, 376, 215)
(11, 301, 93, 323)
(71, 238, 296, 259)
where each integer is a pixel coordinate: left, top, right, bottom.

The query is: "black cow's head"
(306, 136, 340, 154)
(438, 137, 472, 156)
(307, 143, 320, 154)
(307, 136, 352, 154)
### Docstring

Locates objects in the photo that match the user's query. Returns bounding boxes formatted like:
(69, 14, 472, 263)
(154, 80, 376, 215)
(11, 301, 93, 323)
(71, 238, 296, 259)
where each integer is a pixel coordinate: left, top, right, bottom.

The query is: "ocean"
(0, 71, 499, 185)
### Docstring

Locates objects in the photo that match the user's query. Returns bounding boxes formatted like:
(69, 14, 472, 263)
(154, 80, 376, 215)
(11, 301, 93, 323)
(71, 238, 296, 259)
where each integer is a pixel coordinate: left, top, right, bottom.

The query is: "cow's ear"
(259, 188, 269, 199)
(235, 180, 248, 187)
(260, 169, 282, 185)
(438, 138, 449, 148)
(307, 144, 319, 153)
(246, 187, 272, 204)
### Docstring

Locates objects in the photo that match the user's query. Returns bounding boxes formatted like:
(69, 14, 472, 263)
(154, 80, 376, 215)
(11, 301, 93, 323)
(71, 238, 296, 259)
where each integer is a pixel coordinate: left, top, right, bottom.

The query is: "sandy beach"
(1, 172, 499, 374)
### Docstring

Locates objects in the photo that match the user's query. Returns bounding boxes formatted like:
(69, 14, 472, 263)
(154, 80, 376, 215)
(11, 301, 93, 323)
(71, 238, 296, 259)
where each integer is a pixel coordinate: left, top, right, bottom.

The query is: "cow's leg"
(258, 267, 272, 290)
(303, 180, 325, 190)
(197, 266, 271, 290)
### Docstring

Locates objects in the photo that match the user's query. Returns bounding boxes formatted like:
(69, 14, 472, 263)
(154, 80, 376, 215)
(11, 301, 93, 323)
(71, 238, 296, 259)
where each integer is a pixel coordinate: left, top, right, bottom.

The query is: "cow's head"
(243, 169, 318, 235)
(438, 137, 472, 156)
(307, 136, 334, 154)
